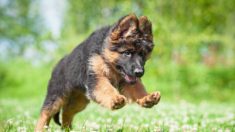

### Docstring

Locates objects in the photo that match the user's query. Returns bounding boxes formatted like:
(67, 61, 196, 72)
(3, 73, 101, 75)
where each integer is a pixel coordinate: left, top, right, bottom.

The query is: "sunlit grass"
(0, 99, 234, 131)
(0, 59, 235, 131)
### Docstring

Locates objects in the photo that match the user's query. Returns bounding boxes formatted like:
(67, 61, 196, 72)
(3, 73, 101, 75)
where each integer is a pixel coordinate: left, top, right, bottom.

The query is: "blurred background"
(1, 0, 235, 104)
(0, 0, 235, 101)
(1, 0, 235, 131)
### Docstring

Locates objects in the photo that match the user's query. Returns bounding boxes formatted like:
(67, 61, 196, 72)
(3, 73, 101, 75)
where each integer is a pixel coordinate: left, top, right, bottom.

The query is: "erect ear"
(139, 16, 153, 40)
(110, 13, 138, 41)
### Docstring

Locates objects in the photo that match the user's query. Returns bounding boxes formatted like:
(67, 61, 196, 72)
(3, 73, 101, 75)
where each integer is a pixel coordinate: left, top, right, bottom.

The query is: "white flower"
(7, 119, 13, 124)
(218, 128, 223, 132)
(143, 124, 149, 128)
(154, 126, 162, 132)
(225, 128, 231, 132)
(182, 124, 190, 131)
(88, 122, 100, 130)
(43, 125, 49, 129)
(117, 118, 123, 124)
(106, 118, 112, 123)
(169, 124, 179, 132)
(17, 126, 27, 132)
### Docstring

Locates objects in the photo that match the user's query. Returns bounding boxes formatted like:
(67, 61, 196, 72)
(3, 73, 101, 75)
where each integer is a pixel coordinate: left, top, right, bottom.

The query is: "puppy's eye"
(122, 51, 132, 57)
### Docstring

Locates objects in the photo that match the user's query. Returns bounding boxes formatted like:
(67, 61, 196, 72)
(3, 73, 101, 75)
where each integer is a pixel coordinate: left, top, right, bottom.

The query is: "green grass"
(0, 98, 234, 132)
(0, 60, 235, 131)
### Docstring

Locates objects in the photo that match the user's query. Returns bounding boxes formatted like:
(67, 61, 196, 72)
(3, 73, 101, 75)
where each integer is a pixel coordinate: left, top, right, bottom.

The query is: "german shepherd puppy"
(35, 13, 161, 131)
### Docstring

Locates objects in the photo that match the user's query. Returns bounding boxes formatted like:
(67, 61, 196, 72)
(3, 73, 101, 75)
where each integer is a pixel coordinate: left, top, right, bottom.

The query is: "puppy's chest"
(88, 54, 123, 90)
(107, 72, 120, 87)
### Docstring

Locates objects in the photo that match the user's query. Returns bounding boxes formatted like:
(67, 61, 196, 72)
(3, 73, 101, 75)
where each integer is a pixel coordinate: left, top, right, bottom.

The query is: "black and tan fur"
(35, 13, 161, 131)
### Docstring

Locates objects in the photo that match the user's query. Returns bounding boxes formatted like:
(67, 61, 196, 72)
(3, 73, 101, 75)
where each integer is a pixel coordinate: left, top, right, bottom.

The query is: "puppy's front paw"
(110, 95, 126, 110)
(137, 92, 161, 108)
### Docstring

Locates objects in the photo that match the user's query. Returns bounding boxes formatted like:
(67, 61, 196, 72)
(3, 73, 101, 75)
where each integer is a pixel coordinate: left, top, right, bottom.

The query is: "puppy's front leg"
(122, 79, 161, 108)
(89, 77, 126, 110)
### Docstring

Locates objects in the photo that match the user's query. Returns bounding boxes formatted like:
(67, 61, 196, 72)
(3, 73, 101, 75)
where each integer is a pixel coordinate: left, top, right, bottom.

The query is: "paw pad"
(138, 92, 161, 108)
(111, 95, 126, 110)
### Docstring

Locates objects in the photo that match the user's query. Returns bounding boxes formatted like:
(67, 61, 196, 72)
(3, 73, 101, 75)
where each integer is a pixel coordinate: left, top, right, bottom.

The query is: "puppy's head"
(103, 13, 154, 84)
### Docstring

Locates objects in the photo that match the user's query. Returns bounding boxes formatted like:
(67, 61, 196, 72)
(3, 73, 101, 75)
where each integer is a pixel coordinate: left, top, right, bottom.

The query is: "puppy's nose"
(134, 68, 144, 77)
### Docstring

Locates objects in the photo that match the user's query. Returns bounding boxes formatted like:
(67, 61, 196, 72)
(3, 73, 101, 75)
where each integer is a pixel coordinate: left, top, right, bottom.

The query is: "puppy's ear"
(110, 13, 138, 42)
(139, 16, 153, 41)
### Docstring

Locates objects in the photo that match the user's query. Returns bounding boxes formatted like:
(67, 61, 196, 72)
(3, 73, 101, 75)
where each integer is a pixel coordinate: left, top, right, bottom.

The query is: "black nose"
(134, 68, 144, 77)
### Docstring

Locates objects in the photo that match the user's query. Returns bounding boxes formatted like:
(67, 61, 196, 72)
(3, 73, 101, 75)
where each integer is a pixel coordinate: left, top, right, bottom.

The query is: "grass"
(0, 98, 234, 132)
(0, 60, 235, 131)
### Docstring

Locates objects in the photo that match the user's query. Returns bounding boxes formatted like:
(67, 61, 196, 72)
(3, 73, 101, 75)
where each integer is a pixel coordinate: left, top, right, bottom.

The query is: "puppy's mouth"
(116, 66, 137, 84)
(124, 74, 137, 84)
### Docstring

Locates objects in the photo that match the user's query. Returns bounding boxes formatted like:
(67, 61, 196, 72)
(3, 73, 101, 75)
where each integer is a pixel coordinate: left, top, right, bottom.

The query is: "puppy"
(35, 13, 161, 131)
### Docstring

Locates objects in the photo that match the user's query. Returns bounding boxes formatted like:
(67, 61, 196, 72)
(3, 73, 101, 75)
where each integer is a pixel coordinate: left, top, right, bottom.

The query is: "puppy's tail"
(53, 111, 61, 126)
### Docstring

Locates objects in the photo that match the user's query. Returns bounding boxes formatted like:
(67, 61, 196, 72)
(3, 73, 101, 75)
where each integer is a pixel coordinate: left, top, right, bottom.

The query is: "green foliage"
(0, 60, 51, 99)
(142, 62, 235, 102)
(0, 0, 235, 101)
(0, 62, 19, 89)
(208, 66, 235, 89)
(153, 0, 235, 33)
(0, 64, 9, 88)
(63, 0, 235, 34)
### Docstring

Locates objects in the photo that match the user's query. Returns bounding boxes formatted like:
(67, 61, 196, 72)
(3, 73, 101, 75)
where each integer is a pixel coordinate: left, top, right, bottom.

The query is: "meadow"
(1, 99, 234, 131)
(0, 61, 234, 131)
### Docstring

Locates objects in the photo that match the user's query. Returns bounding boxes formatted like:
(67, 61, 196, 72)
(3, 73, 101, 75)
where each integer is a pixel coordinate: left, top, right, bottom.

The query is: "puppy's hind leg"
(61, 91, 89, 129)
(35, 97, 65, 132)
